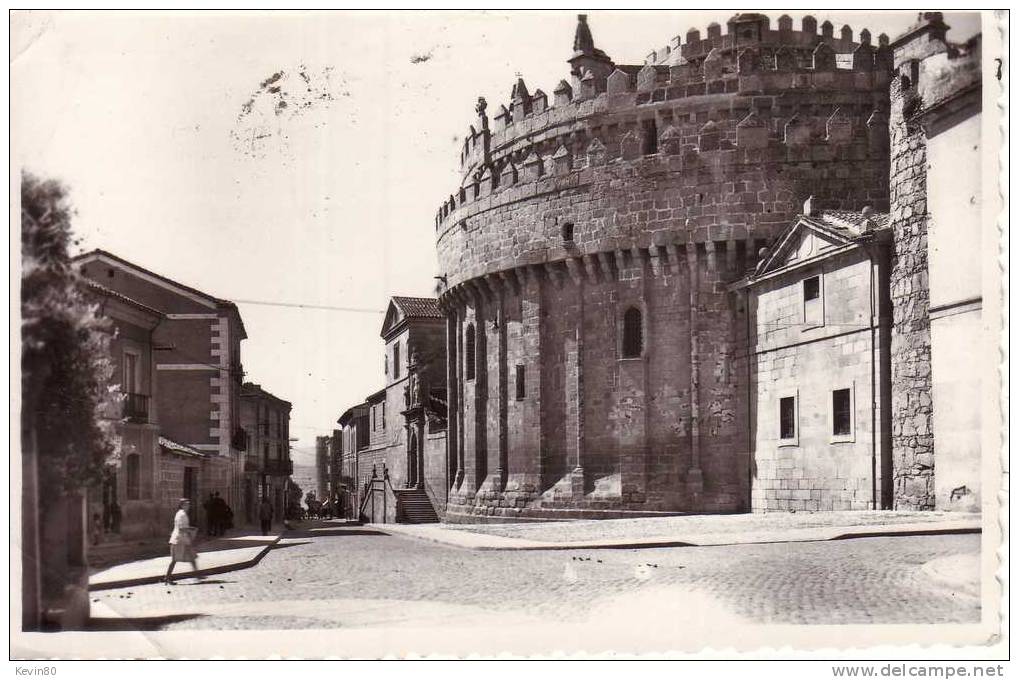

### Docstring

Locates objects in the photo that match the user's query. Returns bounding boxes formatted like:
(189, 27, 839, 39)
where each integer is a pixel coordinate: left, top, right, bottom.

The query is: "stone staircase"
(394, 488, 439, 524)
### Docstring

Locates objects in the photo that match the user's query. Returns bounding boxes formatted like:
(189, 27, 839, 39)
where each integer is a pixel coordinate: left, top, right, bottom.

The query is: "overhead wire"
(230, 298, 385, 314)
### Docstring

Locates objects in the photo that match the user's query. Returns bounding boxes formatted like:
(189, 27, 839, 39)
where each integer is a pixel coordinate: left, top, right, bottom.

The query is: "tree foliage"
(21, 171, 120, 493)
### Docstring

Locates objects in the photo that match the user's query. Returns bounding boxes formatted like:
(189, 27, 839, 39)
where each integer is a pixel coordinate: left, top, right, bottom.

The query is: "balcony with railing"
(245, 452, 263, 473)
(122, 393, 149, 424)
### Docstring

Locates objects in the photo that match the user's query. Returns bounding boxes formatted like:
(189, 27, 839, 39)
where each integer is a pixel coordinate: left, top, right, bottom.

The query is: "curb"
(830, 526, 982, 541)
(88, 534, 283, 591)
(372, 522, 981, 552)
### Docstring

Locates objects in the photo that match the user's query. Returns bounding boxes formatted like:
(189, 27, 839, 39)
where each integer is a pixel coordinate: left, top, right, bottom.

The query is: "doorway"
(408, 430, 422, 488)
(101, 472, 118, 534)
(183, 467, 198, 526)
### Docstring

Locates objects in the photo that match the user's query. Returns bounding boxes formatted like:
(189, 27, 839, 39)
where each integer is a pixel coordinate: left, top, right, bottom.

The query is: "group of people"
(202, 491, 234, 537)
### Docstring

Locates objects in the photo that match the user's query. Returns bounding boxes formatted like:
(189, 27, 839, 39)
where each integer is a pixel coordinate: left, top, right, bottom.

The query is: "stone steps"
(395, 488, 439, 524)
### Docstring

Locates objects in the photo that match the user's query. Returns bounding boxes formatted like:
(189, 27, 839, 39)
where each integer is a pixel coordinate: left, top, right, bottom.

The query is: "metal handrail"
(122, 392, 149, 422)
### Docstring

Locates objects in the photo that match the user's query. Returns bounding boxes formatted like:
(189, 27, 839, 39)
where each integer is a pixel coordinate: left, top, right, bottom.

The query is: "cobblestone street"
(89, 521, 981, 632)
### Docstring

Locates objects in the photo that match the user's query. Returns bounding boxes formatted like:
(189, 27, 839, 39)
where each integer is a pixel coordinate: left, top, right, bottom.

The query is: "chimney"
(803, 195, 818, 217)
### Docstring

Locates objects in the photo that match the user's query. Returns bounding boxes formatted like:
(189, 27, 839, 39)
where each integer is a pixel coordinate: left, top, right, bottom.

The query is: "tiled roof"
(814, 210, 891, 238)
(240, 382, 291, 406)
(81, 279, 164, 317)
(391, 296, 443, 319)
(158, 436, 207, 459)
(746, 208, 893, 282)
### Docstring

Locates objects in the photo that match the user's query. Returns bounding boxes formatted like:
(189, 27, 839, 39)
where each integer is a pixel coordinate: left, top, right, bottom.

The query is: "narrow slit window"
(779, 396, 796, 440)
(465, 324, 476, 381)
(515, 364, 525, 400)
(393, 342, 401, 380)
(622, 307, 643, 358)
(642, 119, 658, 155)
(803, 275, 822, 326)
(833, 388, 852, 436)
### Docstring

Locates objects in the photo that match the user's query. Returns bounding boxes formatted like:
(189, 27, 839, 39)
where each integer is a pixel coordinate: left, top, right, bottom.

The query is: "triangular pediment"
(757, 217, 854, 276)
(380, 301, 404, 337)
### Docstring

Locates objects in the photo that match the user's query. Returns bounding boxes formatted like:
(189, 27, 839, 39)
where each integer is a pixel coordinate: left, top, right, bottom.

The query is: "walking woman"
(164, 498, 200, 585)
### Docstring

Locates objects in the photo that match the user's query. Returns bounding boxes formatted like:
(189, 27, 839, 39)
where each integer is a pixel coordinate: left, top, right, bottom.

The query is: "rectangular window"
(803, 275, 823, 327)
(372, 406, 376, 431)
(123, 351, 138, 394)
(803, 276, 820, 301)
(833, 388, 852, 436)
(515, 365, 525, 400)
(382, 401, 386, 428)
(125, 454, 140, 501)
(779, 396, 796, 441)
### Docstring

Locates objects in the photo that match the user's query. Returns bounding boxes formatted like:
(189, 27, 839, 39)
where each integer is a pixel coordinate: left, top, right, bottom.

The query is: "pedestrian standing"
(90, 512, 103, 546)
(202, 493, 215, 536)
(223, 500, 234, 533)
(214, 492, 229, 535)
(259, 496, 273, 535)
(210, 492, 222, 536)
(164, 498, 200, 585)
(110, 500, 122, 535)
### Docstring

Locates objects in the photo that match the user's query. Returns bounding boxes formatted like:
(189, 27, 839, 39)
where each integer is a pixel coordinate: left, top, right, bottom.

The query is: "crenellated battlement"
(439, 13, 894, 232)
(643, 13, 890, 69)
(434, 12, 914, 520)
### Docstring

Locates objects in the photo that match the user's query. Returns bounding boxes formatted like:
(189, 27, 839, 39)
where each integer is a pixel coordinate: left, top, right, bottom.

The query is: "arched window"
(126, 453, 140, 500)
(465, 324, 476, 380)
(393, 341, 401, 380)
(622, 307, 643, 358)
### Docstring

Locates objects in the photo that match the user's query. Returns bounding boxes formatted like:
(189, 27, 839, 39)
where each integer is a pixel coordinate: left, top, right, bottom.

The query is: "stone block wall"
(747, 251, 889, 510)
(423, 430, 448, 516)
(887, 48, 936, 510)
(434, 13, 897, 520)
(444, 242, 750, 519)
(918, 28, 984, 513)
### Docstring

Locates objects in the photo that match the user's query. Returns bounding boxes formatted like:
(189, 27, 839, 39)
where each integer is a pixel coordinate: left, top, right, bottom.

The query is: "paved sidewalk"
(921, 552, 982, 598)
(368, 511, 981, 551)
(89, 532, 282, 590)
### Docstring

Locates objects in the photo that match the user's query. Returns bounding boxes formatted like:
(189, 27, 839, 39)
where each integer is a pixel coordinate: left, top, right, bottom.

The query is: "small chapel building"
(734, 202, 895, 512)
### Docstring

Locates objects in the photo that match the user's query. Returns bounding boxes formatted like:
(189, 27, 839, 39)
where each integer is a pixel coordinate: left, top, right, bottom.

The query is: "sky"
(11, 10, 982, 466)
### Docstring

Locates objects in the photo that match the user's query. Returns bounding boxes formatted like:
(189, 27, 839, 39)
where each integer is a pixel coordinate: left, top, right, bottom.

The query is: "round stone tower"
(435, 13, 893, 522)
